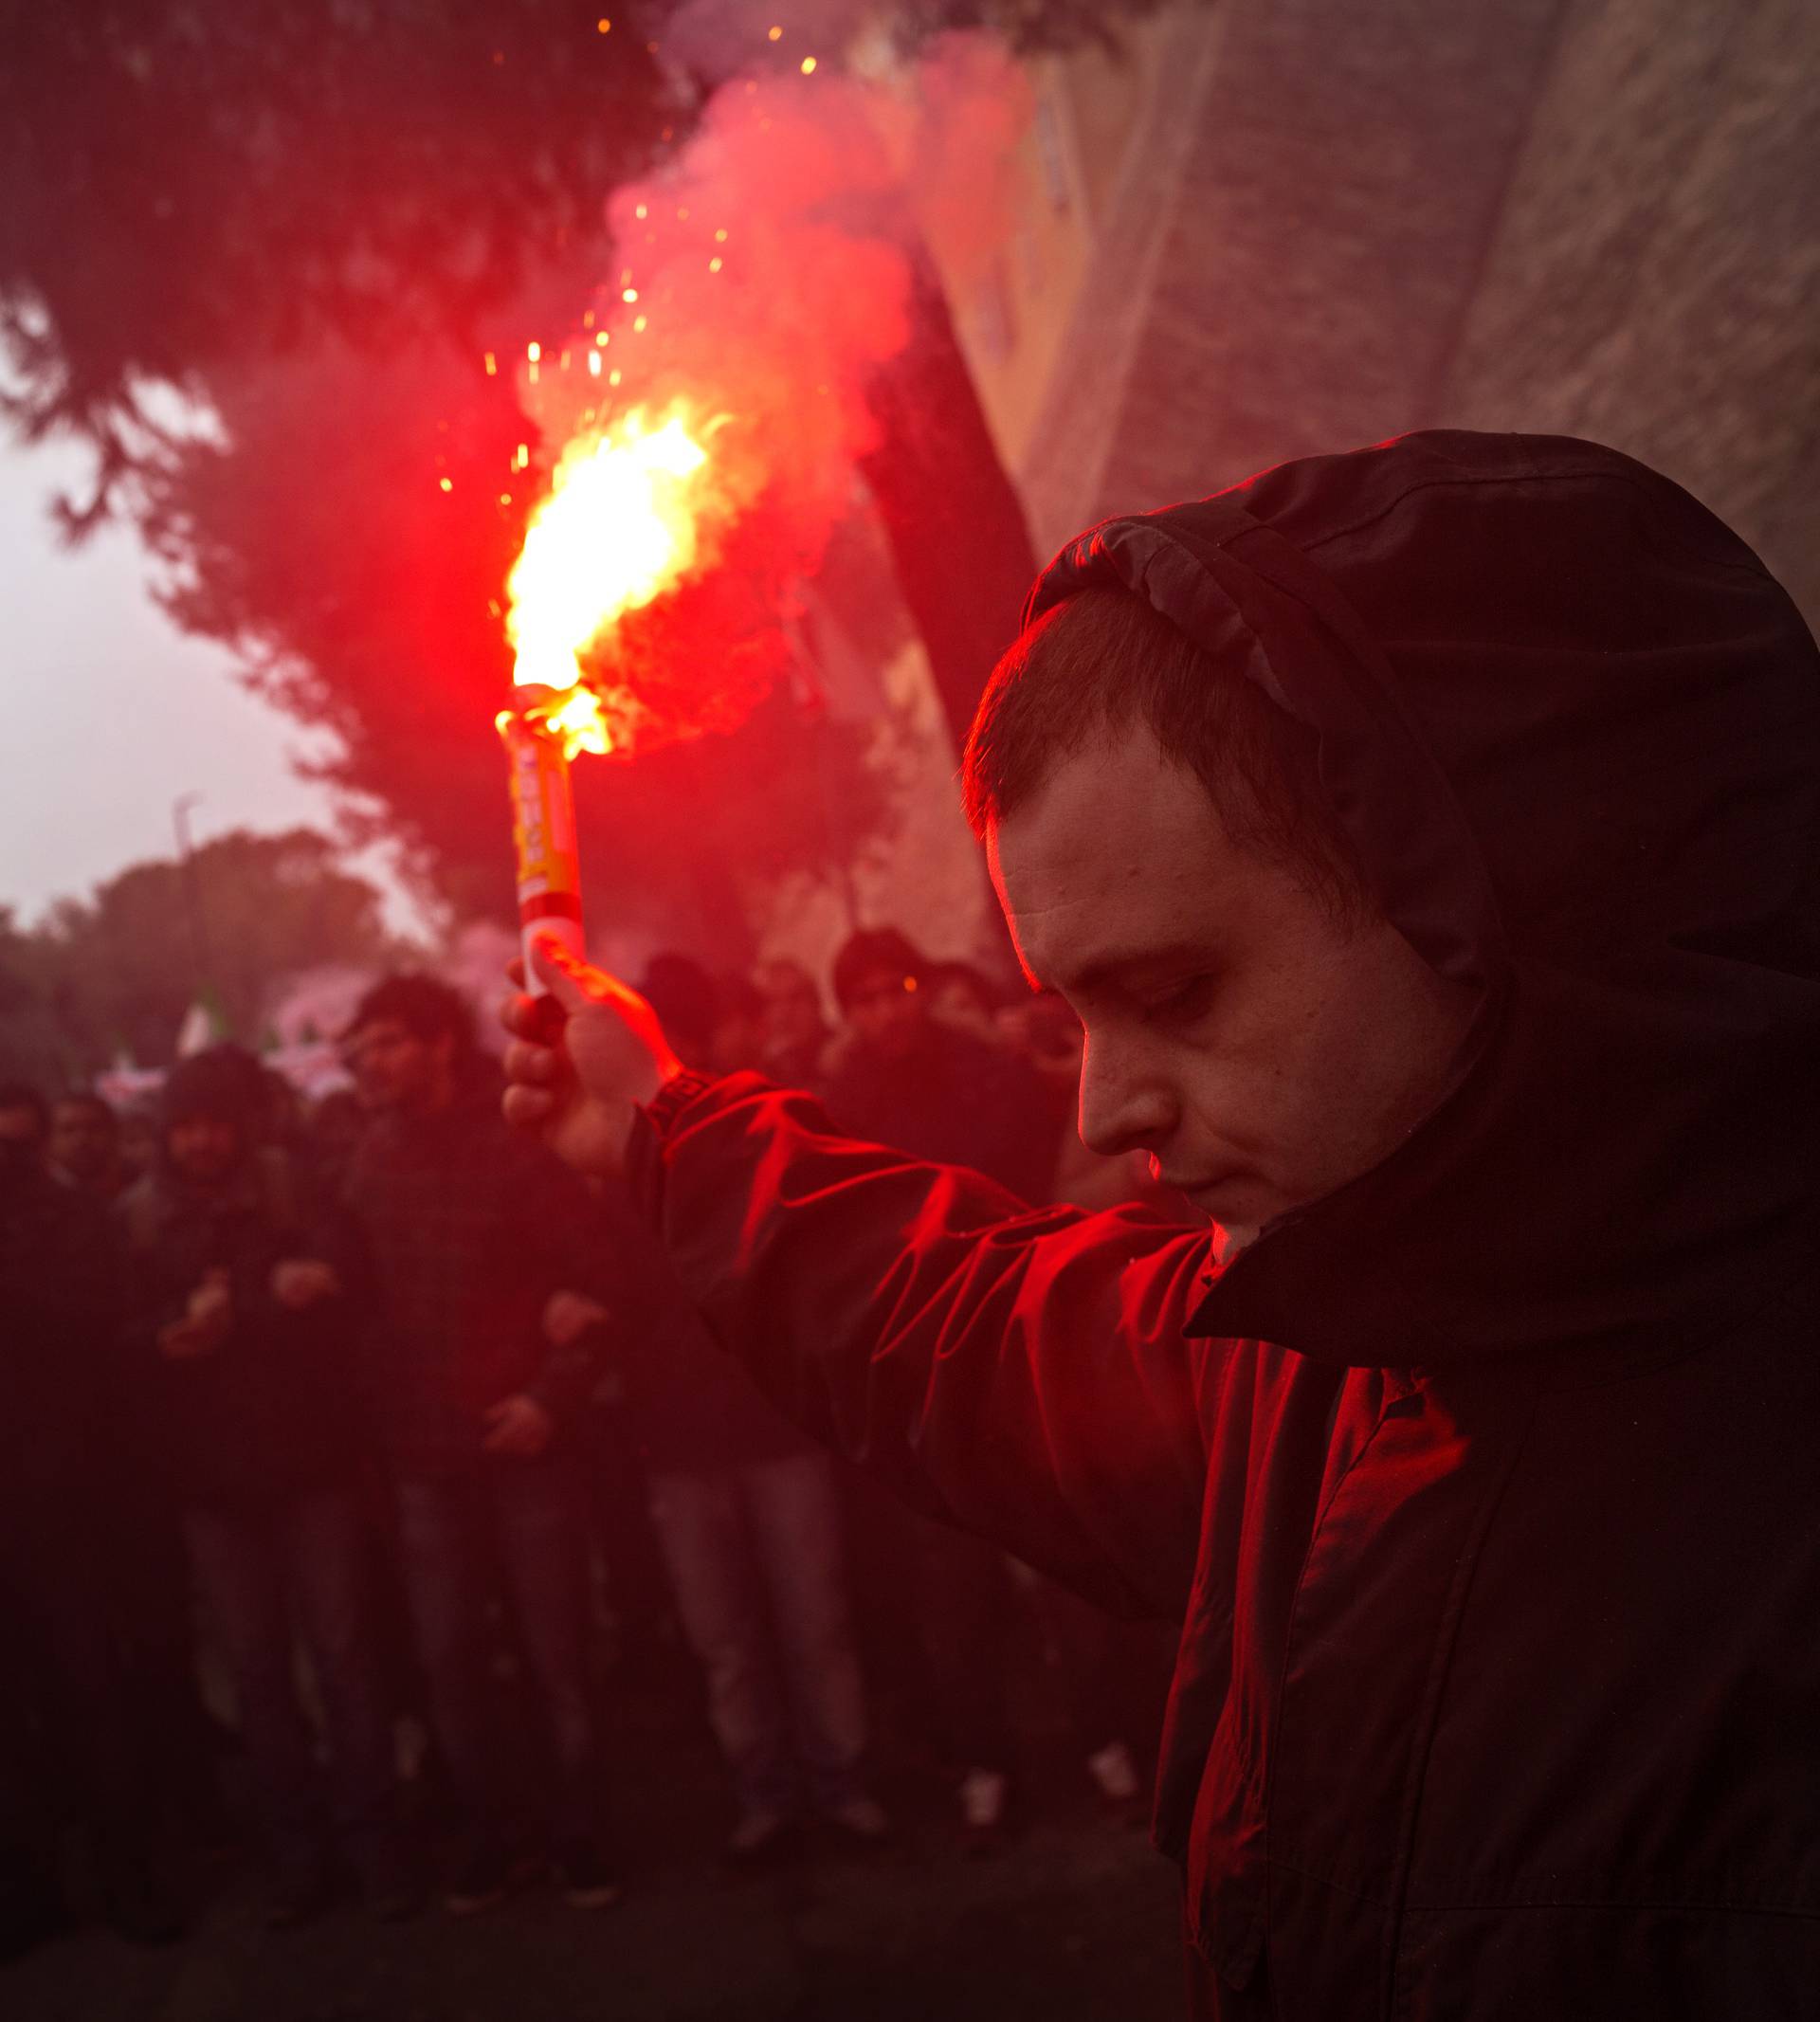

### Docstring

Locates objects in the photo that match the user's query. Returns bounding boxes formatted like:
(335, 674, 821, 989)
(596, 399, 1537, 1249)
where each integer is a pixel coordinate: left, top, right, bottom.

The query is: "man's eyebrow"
(1050, 938, 1216, 998)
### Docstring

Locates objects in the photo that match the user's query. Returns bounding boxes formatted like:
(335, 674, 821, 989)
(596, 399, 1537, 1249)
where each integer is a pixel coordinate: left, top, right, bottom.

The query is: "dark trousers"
(648, 1451, 869, 1819)
(184, 1484, 397, 1884)
(911, 1517, 1016, 1773)
(0, 1500, 155, 1868)
(394, 1459, 603, 1847)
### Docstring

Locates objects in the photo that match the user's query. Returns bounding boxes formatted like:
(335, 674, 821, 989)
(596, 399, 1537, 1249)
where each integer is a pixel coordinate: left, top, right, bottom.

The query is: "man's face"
(167, 1113, 240, 1188)
(49, 1101, 117, 1189)
(344, 1018, 450, 1114)
(988, 724, 1478, 1238)
(844, 964, 925, 1059)
(0, 1103, 45, 1189)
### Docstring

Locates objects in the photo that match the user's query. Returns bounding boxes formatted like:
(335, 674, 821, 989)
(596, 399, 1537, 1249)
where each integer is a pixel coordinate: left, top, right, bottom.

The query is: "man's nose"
(1078, 1036, 1176, 1158)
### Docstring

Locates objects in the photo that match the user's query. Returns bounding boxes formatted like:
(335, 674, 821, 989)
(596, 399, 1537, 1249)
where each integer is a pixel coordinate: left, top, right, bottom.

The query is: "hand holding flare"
(501, 941, 683, 1178)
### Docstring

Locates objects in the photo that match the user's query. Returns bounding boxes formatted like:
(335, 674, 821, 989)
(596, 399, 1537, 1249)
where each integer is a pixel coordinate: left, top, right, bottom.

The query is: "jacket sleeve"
(629, 1072, 1218, 1618)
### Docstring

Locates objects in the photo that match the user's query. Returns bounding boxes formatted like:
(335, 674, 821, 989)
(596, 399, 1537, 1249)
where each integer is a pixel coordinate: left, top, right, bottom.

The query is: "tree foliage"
(0, 2, 1168, 949)
(0, 828, 396, 1078)
(0, 0, 673, 519)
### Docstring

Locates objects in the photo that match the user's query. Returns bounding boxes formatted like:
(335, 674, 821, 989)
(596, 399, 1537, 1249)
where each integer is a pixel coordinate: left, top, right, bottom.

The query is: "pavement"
(2, 1650, 1185, 2022)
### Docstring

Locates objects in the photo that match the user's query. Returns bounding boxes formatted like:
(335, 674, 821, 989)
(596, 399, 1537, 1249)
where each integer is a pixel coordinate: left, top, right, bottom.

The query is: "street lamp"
(171, 792, 212, 1001)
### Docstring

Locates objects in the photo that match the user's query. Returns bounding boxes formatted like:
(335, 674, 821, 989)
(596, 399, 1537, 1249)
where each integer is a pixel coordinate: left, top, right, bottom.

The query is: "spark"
(622, 287, 639, 303)
(588, 351, 602, 376)
(708, 256, 722, 273)
(715, 228, 728, 243)
(635, 203, 647, 220)
(597, 16, 610, 30)
(595, 331, 609, 346)
(439, 477, 453, 492)
(768, 24, 782, 39)
(527, 340, 541, 362)
(483, 351, 498, 375)
(632, 315, 647, 333)
(800, 55, 816, 74)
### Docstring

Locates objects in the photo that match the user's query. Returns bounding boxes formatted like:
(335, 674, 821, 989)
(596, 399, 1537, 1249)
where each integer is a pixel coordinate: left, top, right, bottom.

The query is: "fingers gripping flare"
(499, 940, 685, 1176)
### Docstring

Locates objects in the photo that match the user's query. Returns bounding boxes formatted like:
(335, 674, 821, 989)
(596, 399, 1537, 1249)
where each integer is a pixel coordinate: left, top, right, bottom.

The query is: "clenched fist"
(500, 941, 684, 1177)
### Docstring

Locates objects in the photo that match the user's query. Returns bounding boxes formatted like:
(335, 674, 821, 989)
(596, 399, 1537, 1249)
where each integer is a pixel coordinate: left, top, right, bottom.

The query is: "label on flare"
(498, 709, 586, 967)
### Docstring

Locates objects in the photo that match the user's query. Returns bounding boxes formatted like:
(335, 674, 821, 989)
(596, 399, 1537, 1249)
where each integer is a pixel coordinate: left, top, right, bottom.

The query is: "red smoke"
(509, 27, 1031, 754)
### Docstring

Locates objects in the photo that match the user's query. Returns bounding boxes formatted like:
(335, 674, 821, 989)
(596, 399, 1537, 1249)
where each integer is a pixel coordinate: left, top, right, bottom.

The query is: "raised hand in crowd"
(542, 1287, 610, 1348)
(479, 1391, 556, 1460)
(270, 1257, 342, 1310)
(157, 1266, 232, 1359)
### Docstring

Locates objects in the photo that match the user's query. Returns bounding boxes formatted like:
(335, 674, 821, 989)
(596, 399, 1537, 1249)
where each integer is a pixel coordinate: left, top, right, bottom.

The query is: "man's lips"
(1150, 1160, 1254, 1218)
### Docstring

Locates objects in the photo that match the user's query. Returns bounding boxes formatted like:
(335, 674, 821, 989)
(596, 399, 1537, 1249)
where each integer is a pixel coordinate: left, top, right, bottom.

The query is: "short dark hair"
(925, 959, 1004, 1015)
(344, 973, 475, 1054)
(162, 1046, 264, 1133)
(962, 589, 1369, 920)
(832, 928, 926, 1011)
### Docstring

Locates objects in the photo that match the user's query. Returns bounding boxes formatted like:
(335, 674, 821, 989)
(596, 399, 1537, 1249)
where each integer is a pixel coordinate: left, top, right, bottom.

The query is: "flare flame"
(505, 406, 718, 756)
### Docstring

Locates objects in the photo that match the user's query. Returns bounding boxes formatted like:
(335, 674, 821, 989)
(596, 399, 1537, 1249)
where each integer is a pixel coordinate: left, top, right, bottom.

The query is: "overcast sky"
(0, 432, 405, 930)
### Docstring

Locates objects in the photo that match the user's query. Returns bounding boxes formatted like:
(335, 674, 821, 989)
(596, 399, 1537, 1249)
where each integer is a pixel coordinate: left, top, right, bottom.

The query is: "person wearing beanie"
(121, 1045, 409, 1924)
(338, 975, 619, 1916)
(0, 1081, 178, 1950)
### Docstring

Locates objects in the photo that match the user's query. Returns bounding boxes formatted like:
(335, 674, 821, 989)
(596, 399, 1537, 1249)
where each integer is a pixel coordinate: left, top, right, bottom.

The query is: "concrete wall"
(1009, 0, 1820, 627)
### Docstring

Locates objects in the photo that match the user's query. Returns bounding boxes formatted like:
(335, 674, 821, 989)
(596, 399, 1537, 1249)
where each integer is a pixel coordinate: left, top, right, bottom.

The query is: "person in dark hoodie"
(121, 1047, 409, 1924)
(339, 974, 618, 1916)
(500, 432, 1820, 2017)
(0, 1081, 179, 1951)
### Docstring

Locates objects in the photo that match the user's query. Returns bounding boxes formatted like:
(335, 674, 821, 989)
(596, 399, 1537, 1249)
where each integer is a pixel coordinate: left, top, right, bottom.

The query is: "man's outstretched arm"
(502, 945, 1217, 1620)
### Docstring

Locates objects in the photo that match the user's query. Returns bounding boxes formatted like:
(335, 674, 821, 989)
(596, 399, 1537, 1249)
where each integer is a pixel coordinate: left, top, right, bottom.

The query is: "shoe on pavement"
(822, 1795, 891, 1847)
(266, 1867, 335, 1931)
(555, 1839, 621, 1910)
(355, 1836, 427, 1922)
(723, 1810, 801, 1867)
(445, 1836, 514, 1918)
(956, 1766, 1012, 1855)
(105, 1862, 186, 1946)
(1085, 1739, 1144, 1818)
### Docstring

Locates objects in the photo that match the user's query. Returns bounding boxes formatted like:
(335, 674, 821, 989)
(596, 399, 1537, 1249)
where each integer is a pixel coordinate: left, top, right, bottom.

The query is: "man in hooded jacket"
(500, 432, 1820, 2016)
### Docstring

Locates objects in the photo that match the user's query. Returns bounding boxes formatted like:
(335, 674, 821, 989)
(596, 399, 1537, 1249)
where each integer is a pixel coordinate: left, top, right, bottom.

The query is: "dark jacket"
(119, 1149, 361, 1510)
(342, 1081, 607, 1476)
(0, 1165, 127, 1512)
(595, 1175, 810, 1478)
(627, 435, 1820, 2016)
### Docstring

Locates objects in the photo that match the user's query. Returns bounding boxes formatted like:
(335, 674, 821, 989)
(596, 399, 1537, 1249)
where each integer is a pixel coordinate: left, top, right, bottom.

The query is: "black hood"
(1028, 431, 1820, 1366)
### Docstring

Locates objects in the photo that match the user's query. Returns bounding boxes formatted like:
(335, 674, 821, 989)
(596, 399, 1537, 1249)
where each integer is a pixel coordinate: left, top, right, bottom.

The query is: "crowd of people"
(0, 926, 1173, 1958)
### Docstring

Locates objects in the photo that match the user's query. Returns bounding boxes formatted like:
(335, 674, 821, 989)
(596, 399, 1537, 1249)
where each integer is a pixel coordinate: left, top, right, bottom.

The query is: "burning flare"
(505, 406, 717, 756)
